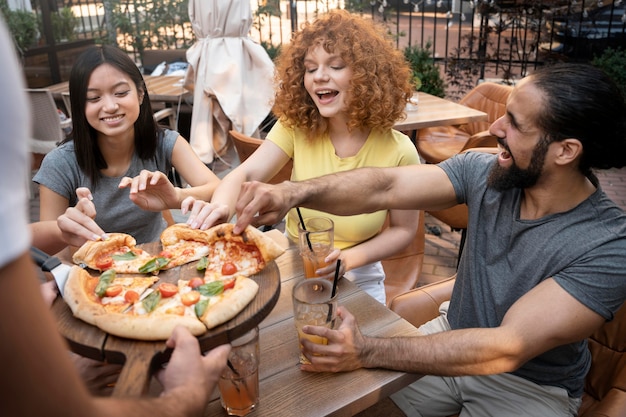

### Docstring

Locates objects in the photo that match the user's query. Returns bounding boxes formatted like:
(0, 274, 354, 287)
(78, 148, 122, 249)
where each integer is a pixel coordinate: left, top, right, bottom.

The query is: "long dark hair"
(530, 63, 626, 177)
(66, 45, 159, 187)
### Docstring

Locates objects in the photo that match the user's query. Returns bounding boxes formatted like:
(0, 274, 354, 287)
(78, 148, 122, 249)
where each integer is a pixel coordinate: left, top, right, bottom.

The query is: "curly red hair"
(273, 10, 414, 140)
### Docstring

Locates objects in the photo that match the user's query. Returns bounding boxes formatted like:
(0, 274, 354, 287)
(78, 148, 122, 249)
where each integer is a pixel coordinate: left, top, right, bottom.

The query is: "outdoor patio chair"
(229, 129, 293, 184)
(26, 88, 71, 170)
(381, 210, 426, 305)
(415, 81, 512, 164)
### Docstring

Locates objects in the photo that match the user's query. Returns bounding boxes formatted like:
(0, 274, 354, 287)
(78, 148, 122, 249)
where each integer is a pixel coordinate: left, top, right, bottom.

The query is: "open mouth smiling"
(101, 115, 124, 122)
(316, 89, 338, 100)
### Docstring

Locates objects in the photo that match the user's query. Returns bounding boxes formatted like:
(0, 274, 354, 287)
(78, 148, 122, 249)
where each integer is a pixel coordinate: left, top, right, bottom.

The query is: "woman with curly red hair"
(184, 10, 421, 304)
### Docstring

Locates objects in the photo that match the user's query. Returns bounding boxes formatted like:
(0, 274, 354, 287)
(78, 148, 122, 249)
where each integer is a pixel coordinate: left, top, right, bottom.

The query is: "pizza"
(64, 268, 159, 326)
(64, 223, 285, 341)
(157, 224, 211, 269)
(201, 223, 285, 279)
(64, 266, 260, 340)
(72, 233, 159, 273)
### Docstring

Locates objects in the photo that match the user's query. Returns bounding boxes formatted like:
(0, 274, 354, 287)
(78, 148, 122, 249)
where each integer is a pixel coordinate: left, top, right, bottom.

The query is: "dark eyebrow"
(87, 80, 131, 93)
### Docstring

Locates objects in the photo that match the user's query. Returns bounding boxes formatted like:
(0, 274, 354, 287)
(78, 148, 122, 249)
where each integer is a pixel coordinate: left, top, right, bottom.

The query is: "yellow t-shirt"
(267, 120, 420, 250)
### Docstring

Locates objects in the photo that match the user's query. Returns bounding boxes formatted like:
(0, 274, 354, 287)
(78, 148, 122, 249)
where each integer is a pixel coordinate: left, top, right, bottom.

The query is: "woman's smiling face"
(84, 63, 143, 138)
(303, 44, 353, 121)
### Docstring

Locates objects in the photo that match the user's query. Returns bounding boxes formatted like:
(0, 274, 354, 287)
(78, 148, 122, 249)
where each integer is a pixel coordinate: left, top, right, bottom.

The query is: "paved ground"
(28, 143, 626, 287)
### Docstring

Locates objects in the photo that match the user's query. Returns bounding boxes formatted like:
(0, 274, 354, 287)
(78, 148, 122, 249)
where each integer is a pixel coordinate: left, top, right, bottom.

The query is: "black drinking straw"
(327, 259, 341, 322)
(331, 259, 340, 297)
(296, 207, 313, 251)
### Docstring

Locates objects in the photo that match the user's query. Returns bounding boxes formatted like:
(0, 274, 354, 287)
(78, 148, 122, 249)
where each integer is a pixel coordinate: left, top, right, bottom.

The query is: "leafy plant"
(0, 1, 38, 53)
(403, 41, 446, 98)
(110, 0, 191, 54)
(259, 40, 281, 61)
(52, 6, 78, 42)
(591, 47, 626, 104)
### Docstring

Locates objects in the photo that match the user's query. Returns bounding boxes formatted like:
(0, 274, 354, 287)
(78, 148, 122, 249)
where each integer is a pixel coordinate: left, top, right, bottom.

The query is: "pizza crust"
(64, 266, 106, 326)
(160, 223, 211, 246)
(95, 312, 207, 341)
(73, 233, 137, 268)
(199, 276, 259, 329)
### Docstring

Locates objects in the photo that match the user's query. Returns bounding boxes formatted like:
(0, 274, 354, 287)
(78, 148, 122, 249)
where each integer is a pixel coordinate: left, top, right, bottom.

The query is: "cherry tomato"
(188, 277, 204, 289)
(95, 257, 114, 270)
(223, 278, 236, 290)
(124, 290, 140, 304)
(221, 262, 238, 276)
(181, 291, 201, 306)
(105, 284, 123, 297)
(159, 250, 173, 259)
(158, 282, 179, 298)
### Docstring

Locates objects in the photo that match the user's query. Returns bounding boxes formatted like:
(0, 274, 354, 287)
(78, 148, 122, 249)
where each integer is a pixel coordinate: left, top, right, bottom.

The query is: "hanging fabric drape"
(186, 0, 275, 164)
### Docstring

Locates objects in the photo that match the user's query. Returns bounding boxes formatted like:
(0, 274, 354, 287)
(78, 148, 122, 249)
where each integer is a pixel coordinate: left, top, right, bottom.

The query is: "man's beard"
(487, 137, 551, 191)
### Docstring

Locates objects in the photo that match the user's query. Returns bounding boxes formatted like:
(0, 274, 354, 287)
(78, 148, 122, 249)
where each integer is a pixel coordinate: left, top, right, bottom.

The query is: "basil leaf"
(95, 269, 116, 297)
(195, 299, 209, 317)
(142, 291, 162, 313)
(196, 281, 224, 297)
(139, 257, 170, 274)
(112, 251, 137, 261)
(196, 256, 208, 271)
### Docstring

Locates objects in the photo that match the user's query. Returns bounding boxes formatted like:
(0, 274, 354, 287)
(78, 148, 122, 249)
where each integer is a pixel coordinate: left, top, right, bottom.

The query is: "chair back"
(458, 82, 512, 136)
(388, 275, 456, 327)
(382, 210, 426, 305)
(229, 130, 293, 184)
(26, 88, 65, 155)
(579, 303, 626, 416)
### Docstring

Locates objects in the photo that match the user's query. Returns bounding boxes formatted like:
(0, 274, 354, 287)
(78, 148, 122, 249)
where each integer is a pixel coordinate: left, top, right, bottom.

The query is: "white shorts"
(344, 261, 386, 304)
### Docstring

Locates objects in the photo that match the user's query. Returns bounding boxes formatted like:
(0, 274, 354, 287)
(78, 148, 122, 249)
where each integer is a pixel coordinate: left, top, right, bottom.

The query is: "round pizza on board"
(63, 223, 285, 340)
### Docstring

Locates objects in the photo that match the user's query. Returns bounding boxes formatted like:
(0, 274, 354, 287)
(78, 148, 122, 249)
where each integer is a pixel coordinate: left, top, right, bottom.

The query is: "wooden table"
(203, 246, 423, 417)
(394, 92, 487, 132)
(46, 75, 191, 105)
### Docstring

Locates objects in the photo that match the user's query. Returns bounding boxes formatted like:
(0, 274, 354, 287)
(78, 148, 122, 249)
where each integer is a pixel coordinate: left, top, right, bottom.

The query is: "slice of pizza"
(94, 281, 207, 340)
(63, 266, 159, 326)
(72, 233, 157, 273)
(179, 275, 259, 330)
(158, 223, 211, 269)
(202, 223, 286, 279)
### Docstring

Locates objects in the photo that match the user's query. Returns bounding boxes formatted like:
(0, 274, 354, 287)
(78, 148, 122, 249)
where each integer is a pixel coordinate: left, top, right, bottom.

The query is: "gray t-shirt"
(33, 129, 178, 244)
(439, 152, 626, 397)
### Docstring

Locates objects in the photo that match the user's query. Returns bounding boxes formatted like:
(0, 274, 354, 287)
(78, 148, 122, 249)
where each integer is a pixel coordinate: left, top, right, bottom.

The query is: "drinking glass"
(298, 217, 334, 279)
(292, 278, 338, 364)
(218, 327, 260, 416)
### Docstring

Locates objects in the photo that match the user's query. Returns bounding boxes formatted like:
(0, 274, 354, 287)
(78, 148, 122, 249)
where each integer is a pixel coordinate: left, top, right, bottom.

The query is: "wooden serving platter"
(51, 242, 281, 396)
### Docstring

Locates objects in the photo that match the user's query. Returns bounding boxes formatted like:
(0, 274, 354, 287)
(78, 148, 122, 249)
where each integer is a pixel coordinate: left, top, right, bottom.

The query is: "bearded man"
(230, 63, 626, 417)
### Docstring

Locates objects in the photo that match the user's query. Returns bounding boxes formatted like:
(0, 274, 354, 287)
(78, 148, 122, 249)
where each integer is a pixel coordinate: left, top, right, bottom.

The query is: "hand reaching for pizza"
(156, 326, 230, 400)
(180, 196, 230, 230)
(119, 169, 179, 212)
(57, 187, 107, 247)
(234, 180, 293, 234)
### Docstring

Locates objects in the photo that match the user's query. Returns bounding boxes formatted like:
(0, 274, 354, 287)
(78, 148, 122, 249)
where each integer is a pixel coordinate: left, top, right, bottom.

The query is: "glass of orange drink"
(292, 278, 338, 364)
(298, 217, 334, 279)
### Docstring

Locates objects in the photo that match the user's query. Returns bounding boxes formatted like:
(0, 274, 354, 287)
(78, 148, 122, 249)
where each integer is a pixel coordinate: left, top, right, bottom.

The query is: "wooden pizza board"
(52, 241, 281, 397)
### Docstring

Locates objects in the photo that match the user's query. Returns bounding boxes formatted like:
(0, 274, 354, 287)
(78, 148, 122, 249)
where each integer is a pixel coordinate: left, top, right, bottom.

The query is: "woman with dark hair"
(32, 45, 220, 255)
(182, 10, 421, 304)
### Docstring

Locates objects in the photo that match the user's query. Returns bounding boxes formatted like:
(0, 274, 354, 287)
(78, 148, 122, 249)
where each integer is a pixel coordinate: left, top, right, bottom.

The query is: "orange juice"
(302, 251, 331, 279)
(301, 242, 331, 278)
(218, 368, 259, 416)
(296, 326, 328, 364)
